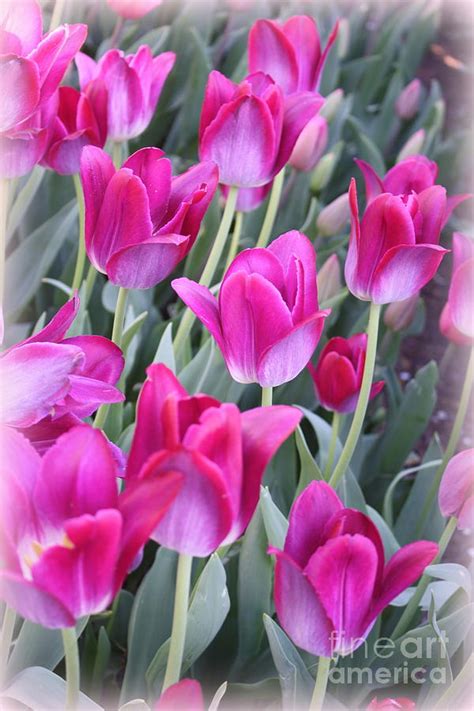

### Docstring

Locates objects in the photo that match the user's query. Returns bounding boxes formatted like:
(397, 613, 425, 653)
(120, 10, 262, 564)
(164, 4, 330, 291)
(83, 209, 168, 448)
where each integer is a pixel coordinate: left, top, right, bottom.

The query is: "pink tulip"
(367, 698, 416, 710)
(80, 146, 218, 289)
(270, 481, 438, 657)
(198, 70, 323, 187)
(0, 294, 124, 429)
(0, 425, 181, 628)
(107, 0, 163, 20)
(155, 679, 204, 710)
(308, 334, 384, 413)
(440, 232, 474, 344)
(126, 364, 301, 557)
(438, 449, 474, 530)
(75, 45, 175, 141)
(289, 114, 328, 172)
(395, 79, 422, 121)
(42, 85, 108, 175)
(345, 178, 448, 304)
(173, 231, 330, 387)
(221, 181, 273, 212)
(248, 15, 339, 94)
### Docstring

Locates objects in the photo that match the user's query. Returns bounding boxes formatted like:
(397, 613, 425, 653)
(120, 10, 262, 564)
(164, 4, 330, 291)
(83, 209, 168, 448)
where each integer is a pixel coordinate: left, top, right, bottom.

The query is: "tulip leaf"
(0, 667, 103, 711)
(260, 487, 289, 550)
(424, 564, 472, 599)
(153, 322, 176, 373)
(122, 311, 149, 354)
(295, 425, 323, 496)
(366, 506, 400, 559)
(7, 166, 45, 242)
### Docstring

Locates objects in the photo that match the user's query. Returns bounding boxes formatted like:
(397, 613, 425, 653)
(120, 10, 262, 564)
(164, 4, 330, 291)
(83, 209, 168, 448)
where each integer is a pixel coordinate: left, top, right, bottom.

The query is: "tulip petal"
(199, 70, 236, 141)
(156, 679, 204, 711)
(452, 232, 474, 272)
(0, 55, 40, 132)
(0, 127, 49, 179)
(80, 146, 116, 263)
(63, 334, 124, 384)
(75, 51, 98, 89)
(312, 21, 339, 90)
(248, 20, 299, 94)
(0, 572, 75, 628)
(449, 258, 474, 339)
(314, 351, 359, 413)
(221, 181, 272, 212)
(123, 147, 171, 228)
(21, 294, 79, 345)
(268, 230, 318, 319)
(98, 49, 147, 139)
(355, 159, 384, 203)
(416, 185, 446, 244)
(283, 15, 321, 91)
(273, 91, 323, 175)
(438, 449, 474, 523)
(148, 51, 176, 114)
(222, 246, 285, 291)
(0, 0, 43, 55)
(443, 193, 472, 229)
(172, 278, 225, 353)
(165, 161, 219, 242)
(383, 156, 437, 196)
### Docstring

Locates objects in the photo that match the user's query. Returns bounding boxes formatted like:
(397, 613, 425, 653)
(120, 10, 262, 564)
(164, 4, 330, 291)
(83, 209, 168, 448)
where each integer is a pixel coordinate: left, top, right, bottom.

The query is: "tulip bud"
(289, 115, 329, 173)
(438, 449, 474, 530)
(107, 0, 162, 19)
(396, 129, 426, 162)
(395, 79, 422, 120)
(320, 89, 344, 123)
(311, 153, 336, 192)
(337, 18, 350, 59)
(316, 193, 350, 236)
(367, 698, 416, 710)
(317, 255, 342, 303)
(384, 294, 419, 332)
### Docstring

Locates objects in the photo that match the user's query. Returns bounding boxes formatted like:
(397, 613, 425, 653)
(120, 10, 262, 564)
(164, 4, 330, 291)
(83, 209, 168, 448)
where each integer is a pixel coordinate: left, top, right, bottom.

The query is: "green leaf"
(366, 506, 400, 559)
(425, 563, 472, 598)
(295, 425, 323, 496)
(345, 116, 386, 176)
(122, 311, 149, 354)
(153, 322, 176, 373)
(7, 166, 45, 241)
(91, 627, 111, 694)
(260, 486, 289, 549)
(383, 457, 442, 527)
(1, 667, 102, 710)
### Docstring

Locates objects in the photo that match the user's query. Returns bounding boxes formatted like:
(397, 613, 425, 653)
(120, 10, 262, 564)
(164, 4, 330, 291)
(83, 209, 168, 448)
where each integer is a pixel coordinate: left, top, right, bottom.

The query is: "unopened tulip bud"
(439, 449, 474, 530)
(395, 79, 422, 120)
(311, 152, 336, 193)
(289, 115, 328, 172)
(320, 89, 344, 123)
(316, 193, 350, 236)
(107, 0, 163, 19)
(396, 129, 425, 162)
(384, 294, 419, 332)
(317, 254, 342, 303)
(337, 18, 350, 59)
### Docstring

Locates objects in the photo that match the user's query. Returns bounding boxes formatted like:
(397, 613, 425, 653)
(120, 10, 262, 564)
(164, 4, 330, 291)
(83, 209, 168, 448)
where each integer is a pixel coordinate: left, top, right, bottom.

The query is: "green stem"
(61, 627, 80, 711)
(173, 186, 238, 359)
(415, 346, 474, 538)
(224, 210, 243, 270)
(84, 263, 98, 304)
(0, 606, 16, 687)
(391, 516, 458, 640)
(109, 15, 125, 48)
(71, 174, 86, 293)
(255, 168, 285, 249)
(329, 302, 381, 490)
(261, 386, 273, 406)
(112, 142, 123, 169)
(324, 412, 340, 480)
(309, 655, 331, 711)
(162, 553, 193, 692)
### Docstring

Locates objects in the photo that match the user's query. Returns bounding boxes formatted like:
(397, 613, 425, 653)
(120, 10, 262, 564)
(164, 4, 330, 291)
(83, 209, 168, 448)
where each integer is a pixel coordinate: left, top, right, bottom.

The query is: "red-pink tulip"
(308, 334, 384, 413)
(107, 0, 163, 20)
(80, 146, 218, 289)
(155, 679, 204, 711)
(367, 697, 416, 710)
(42, 85, 108, 175)
(440, 232, 474, 344)
(438, 449, 474, 530)
(198, 70, 323, 187)
(248, 15, 339, 94)
(289, 114, 328, 172)
(0, 425, 181, 628)
(395, 79, 422, 121)
(270, 481, 438, 657)
(75, 45, 175, 141)
(346, 178, 448, 304)
(126, 364, 301, 557)
(173, 231, 330, 387)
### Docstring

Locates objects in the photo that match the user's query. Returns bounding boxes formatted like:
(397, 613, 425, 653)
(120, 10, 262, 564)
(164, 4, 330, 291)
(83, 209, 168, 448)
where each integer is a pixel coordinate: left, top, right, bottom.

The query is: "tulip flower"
(309, 334, 384, 413)
(126, 363, 301, 557)
(367, 698, 415, 710)
(173, 231, 329, 387)
(198, 70, 323, 188)
(438, 449, 474, 530)
(440, 232, 474, 344)
(155, 679, 204, 710)
(221, 181, 273, 213)
(248, 15, 339, 94)
(384, 295, 419, 333)
(42, 85, 108, 175)
(289, 114, 328, 172)
(345, 178, 448, 304)
(270, 481, 438, 656)
(316, 192, 350, 236)
(395, 79, 422, 121)
(75, 45, 175, 141)
(316, 254, 341, 304)
(107, 0, 163, 19)
(0, 425, 182, 628)
(0, 294, 124, 429)
(80, 146, 218, 289)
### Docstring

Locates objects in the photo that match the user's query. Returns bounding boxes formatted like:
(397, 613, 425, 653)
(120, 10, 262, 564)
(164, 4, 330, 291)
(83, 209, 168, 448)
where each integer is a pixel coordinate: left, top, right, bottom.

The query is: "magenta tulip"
(395, 79, 422, 121)
(289, 114, 328, 172)
(80, 146, 218, 289)
(367, 698, 415, 710)
(248, 15, 339, 94)
(270, 481, 438, 656)
(0, 425, 181, 628)
(126, 364, 301, 557)
(173, 231, 329, 387)
(346, 178, 448, 304)
(107, 0, 163, 19)
(438, 449, 474, 530)
(75, 45, 175, 141)
(221, 181, 273, 213)
(198, 70, 323, 187)
(155, 679, 204, 710)
(440, 233, 474, 344)
(308, 334, 384, 413)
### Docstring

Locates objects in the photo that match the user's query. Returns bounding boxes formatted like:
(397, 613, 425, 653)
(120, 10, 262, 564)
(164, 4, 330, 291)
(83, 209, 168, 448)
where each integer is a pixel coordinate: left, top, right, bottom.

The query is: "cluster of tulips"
(0, 1, 473, 710)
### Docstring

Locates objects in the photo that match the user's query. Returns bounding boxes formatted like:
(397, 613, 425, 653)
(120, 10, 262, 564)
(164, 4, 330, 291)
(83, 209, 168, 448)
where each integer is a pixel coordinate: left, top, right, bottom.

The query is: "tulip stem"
(256, 168, 285, 249)
(112, 142, 123, 169)
(84, 263, 98, 304)
(71, 174, 86, 293)
(61, 627, 80, 711)
(162, 553, 193, 692)
(309, 655, 331, 711)
(324, 412, 340, 480)
(414, 345, 474, 538)
(261, 386, 273, 406)
(225, 210, 243, 270)
(391, 515, 458, 640)
(328, 302, 381, 490)
(173, 186, 238, 359)
(50, 0, 65, 31)
(0, 605, 16, 687)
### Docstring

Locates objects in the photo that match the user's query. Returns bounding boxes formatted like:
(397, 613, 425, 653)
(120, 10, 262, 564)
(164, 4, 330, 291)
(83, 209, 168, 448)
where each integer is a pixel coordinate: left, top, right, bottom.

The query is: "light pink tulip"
(384, 295, 419, 333)
(289, 114, 328, 172)
(107, 0, 163, 20)
(439, 449, 474, 530)
(395, 79, 422, 120)
(440, 232, 474, 343)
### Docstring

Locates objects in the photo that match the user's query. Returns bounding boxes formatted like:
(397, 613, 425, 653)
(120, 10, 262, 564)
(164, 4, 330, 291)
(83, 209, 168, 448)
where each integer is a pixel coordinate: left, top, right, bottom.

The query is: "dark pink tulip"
(270, 481, 438, 657)
(80, 146, 218, 289)
(308, 334, 384, 413)
(198, 70, 323, 188)
(438, 449, 474, 530)
(346, 178, 448, 304)
(367, 698, 416, 710)
(126, 364, 301, 557)
(0, 425, 182, 628)
(107, 0, 163, 19)
(248, 15, 339, 94)
(221, 180, 273, 213)
(42, 84, 108, 175)
(155, 679, 204, 710)
(289, 114, 328, 172)
(440, 233, 474, 344)
(173, 231, 330, 387)
(0, 294, 124, 428)
(75, 44, 175, 141)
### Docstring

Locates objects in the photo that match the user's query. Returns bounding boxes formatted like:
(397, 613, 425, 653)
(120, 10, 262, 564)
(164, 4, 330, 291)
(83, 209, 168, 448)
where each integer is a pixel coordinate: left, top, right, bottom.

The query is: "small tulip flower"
(173, 231, 330, 387)
(270, 481, 438, 657)
(155, 679, 204, 710)
(395, 79, 422, 121)
(107, 0, 163, 19)
(316, 254, 341, 304)
(308, 334, 384, 413)
(126, 364, 301, 557)
(316, 192, 350, 237)
(439, 449, 474, 530)
(80, 146, 218, 289)
(440, 232, 474, 344)
(289, 114, 328, 173)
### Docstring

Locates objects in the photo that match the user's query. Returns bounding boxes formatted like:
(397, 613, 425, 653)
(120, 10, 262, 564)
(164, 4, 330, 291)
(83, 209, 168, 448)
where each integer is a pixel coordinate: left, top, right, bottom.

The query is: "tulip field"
(1, 0, 473, 710)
